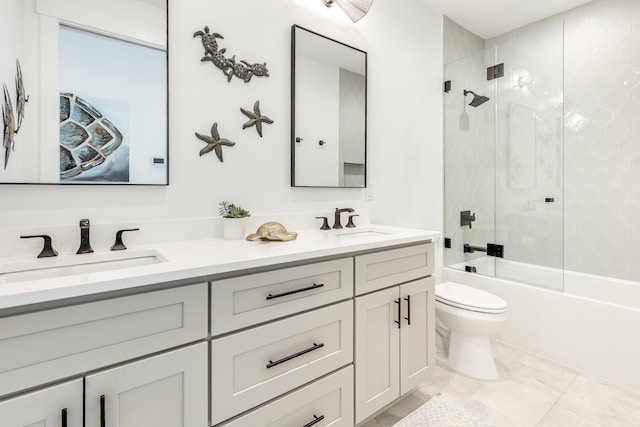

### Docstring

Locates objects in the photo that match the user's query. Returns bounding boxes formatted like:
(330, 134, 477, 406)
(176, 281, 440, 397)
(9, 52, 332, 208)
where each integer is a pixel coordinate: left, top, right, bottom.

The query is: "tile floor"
(361, 340, 640, 427)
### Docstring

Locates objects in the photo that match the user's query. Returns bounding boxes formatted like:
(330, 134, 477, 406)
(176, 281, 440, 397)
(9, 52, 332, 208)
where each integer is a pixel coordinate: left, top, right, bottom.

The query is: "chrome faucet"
(333, 208, 355, 229)
(76, 218, 94, 254)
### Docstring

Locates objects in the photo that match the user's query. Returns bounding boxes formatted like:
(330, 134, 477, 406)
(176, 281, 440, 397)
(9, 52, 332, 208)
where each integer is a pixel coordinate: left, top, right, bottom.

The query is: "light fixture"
(322, 0, 373, 22)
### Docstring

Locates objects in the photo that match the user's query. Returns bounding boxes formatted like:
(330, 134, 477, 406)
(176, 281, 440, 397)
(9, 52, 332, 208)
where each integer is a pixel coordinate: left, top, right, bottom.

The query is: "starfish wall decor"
(241, 100, 273, 137)
(195, 122, 236, 162)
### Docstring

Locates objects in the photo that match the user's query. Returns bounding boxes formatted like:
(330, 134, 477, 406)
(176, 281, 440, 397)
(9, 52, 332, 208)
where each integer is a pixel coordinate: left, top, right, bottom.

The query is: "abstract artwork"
(59, 93, 129, 182)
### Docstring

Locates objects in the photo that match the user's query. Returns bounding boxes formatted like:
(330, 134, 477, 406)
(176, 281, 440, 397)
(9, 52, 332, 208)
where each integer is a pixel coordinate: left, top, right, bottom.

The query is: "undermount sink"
(334, 229, 392, 239)
(0, 249, 166, 283)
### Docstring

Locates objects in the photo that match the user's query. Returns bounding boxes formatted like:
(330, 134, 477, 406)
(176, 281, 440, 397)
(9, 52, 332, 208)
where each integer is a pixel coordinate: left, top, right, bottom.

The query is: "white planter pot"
(223, 218, 246, 240)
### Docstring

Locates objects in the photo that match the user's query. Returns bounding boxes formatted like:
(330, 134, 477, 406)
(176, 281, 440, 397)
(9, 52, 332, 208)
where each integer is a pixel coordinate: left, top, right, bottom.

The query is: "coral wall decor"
(194, 26, 269, 83)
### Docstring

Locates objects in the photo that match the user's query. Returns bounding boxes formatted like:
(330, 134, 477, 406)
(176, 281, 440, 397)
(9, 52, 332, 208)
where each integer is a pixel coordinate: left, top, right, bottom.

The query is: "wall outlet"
(366, 190, 374, 201)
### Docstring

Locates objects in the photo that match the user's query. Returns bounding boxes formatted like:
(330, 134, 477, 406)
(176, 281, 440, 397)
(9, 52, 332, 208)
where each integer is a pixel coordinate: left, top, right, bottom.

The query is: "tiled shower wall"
(562, 0, 640, 281)
(444, 0, 640, 283)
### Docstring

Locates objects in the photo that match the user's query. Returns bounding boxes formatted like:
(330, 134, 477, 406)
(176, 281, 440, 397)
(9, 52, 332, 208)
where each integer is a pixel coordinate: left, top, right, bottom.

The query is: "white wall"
(0, 0, 443, 236)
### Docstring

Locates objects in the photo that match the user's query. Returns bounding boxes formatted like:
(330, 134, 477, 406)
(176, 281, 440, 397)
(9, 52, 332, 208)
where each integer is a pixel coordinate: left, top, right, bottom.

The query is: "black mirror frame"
(290, 24, 367, 188)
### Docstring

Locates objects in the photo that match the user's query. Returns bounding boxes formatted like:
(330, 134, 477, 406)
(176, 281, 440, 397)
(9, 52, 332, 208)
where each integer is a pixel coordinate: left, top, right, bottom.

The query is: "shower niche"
(443, 20, 564, 291)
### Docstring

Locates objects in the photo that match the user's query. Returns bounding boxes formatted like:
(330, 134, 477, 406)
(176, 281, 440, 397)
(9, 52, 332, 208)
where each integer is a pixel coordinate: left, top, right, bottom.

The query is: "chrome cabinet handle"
(404, 295, 411, 325)
(100, 395, 106, 427)
(266, 283, 324, 300)
(394, 298, 401, 329)
(266, 342, 324, 369)
(303, 414, 325, 427)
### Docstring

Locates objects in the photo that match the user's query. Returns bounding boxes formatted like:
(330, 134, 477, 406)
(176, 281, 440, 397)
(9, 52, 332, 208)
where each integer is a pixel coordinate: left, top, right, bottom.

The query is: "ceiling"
(418, 0, 594, 39)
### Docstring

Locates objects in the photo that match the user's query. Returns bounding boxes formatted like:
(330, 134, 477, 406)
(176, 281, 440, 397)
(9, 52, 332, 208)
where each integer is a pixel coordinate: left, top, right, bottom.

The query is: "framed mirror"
(0, 0, 167, 185)
(291, 25, 367, 188)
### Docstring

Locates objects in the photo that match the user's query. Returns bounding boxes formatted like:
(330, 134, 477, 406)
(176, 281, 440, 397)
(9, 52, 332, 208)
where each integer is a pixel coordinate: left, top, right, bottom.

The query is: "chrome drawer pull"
(303, 414, 325, 427)
(266, 283, 325, 300)
(266, 342, 325, 369)
(61, 408, 67, 427)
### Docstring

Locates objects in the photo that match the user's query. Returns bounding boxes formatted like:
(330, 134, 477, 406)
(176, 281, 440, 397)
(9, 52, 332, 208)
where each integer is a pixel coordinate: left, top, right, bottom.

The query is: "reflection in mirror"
(0, 0, 167, 184)
(291, 25, 366, 188)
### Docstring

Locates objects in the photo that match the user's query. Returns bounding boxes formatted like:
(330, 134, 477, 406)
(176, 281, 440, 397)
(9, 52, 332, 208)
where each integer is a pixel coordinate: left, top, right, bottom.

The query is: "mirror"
(291, 25, 367, 188)
(0, 0, 167, 184)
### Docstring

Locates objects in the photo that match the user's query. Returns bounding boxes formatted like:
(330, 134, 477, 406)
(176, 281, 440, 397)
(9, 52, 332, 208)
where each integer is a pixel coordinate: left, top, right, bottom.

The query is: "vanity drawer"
(220, 366, 354, 427)
(0, 283, 207, 397)
(211, 258, 353, 335)
(355, 243, 434, 295)
(211, 300, 353, 425)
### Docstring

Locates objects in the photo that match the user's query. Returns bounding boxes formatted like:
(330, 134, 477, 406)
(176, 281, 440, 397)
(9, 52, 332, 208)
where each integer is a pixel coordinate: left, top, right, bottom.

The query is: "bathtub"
(449, 256, 640, 310)
(442, 260, 640, 389)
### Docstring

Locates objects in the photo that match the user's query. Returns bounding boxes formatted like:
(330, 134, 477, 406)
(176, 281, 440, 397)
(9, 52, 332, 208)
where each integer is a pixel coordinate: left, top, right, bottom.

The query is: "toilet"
(435, 282, 508, 380)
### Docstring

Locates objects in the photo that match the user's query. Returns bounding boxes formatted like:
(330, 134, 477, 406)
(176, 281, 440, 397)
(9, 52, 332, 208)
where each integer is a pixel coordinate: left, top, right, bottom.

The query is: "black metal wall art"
(241, 100, 273, 137)
(195, 122, 236, 162)
(194, 26, 269, 83)
(2, 59, 29, 169)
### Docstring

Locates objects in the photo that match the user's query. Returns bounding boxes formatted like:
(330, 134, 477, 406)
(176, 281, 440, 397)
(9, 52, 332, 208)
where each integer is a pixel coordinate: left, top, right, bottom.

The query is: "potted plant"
(218, 201, 250, 240)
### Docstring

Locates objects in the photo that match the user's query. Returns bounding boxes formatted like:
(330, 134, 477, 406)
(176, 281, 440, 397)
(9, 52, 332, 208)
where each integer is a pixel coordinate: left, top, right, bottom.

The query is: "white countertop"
(0, 224, 440, 313)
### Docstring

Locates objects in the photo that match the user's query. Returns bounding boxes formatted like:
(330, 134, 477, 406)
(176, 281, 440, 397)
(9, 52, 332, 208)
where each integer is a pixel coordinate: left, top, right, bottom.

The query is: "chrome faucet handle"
(346, 214, 359, 228)
(111, 228, 140, 251)
(21, 235, 59, 258)
(315, 217, 330, 231)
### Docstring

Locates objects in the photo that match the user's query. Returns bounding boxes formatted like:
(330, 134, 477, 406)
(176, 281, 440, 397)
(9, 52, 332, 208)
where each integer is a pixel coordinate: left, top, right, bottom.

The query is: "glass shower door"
(493, 21, 564, 290)
(443, 20, 564, 291)
(443, 48, 497, 277)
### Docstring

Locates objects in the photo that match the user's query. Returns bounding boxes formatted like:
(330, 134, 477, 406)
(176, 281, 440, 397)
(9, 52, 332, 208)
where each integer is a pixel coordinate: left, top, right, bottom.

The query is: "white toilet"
(435, 282, 508, 380)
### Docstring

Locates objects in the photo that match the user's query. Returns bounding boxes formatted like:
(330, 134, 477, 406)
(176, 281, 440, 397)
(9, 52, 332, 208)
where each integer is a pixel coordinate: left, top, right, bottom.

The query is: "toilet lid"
(436, 282, 508, 313)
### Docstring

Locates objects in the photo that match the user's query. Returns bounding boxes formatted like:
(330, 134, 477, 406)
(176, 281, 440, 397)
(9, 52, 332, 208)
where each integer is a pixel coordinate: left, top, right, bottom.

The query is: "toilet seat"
(436, 282, 507, 314)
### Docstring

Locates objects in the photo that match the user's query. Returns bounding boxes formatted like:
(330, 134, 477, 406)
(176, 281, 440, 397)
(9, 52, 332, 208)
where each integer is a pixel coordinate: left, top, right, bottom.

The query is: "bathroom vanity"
(0, 225, 438, 426)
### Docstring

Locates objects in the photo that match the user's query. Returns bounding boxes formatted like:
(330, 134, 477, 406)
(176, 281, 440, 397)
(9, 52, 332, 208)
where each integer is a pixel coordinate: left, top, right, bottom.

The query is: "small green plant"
(218, 201, 250, 218)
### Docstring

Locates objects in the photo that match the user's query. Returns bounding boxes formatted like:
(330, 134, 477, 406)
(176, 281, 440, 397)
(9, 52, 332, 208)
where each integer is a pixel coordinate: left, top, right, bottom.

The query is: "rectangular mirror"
(291, 25, 367, 188)
(0, 0, 167, 184)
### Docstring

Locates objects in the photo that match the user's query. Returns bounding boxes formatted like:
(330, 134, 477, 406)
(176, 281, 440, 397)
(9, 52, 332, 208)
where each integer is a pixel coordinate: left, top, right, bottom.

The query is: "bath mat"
(392, 394, 493, 427)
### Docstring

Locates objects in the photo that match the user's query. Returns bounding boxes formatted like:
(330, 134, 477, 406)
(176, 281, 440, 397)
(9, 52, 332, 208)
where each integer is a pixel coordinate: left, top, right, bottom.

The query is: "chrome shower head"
(463, 89, 490, 107)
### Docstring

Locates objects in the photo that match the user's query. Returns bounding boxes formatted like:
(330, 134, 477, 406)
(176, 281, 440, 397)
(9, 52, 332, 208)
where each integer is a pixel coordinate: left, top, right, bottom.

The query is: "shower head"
(463, 90, 490, 107)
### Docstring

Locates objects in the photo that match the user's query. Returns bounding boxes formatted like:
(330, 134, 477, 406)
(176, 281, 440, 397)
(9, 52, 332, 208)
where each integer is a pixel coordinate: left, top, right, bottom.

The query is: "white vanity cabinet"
(210, 258, 354, 425)
(0, 283, 208, 426)
(0, 232, 438, 427)
(0, 379, 83, 426)
(353, 244, 435, 424)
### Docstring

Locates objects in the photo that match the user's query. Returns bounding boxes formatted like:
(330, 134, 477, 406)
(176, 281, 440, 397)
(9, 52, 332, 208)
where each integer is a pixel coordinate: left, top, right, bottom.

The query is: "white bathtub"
(442, 262, 640, 389)
(450, 256, 640, 310)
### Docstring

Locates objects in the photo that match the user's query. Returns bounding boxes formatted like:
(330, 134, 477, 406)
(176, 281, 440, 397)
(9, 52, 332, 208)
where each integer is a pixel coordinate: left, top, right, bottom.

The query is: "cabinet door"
(0, 379, 82, 426)
(400, 276, 435, 395)
(354, 287, 400, 424)
(85, 343, 207, 427)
